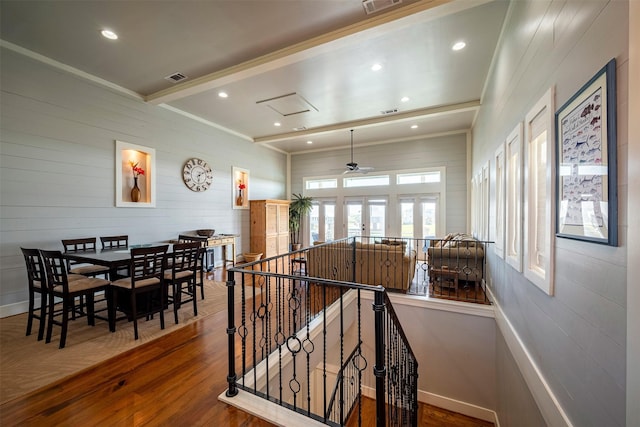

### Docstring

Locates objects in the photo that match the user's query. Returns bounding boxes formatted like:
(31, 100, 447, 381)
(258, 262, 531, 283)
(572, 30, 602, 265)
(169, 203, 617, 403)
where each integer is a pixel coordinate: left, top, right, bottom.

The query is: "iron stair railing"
(225, 237, 422, 426)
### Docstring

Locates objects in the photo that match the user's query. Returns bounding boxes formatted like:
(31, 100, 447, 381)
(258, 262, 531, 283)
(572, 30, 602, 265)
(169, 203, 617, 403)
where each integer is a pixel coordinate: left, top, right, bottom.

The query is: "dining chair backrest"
(100, 235, 129, 250)
(129, 245, 169, 289)
(21, 247, 48, 339)
(21, 247, 46, 289)
(60, 237, 109, 277)
(61, 238, 98, 253)
(39, 249, 71, 294)
(170, 242, 202, 274)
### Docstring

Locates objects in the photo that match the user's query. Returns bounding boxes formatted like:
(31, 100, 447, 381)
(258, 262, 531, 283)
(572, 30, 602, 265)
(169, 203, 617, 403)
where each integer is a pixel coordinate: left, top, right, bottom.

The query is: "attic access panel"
(256, 92, 318, 117)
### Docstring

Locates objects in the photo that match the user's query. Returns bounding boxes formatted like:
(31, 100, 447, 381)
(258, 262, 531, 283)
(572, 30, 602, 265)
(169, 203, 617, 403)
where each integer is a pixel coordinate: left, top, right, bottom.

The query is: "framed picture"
(115, 140, 156, 207)
(555, 58, 617, 246)
(232, 166, 249, 209)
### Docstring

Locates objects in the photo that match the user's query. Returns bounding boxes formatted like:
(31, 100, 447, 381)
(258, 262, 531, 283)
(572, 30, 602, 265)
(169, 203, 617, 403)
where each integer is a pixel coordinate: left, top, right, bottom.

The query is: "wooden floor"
(1, 268, 493, 426)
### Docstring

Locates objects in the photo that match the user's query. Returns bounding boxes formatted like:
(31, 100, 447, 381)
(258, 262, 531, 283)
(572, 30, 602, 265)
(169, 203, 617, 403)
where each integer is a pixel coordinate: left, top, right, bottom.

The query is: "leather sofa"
(306, 241, 417, 292)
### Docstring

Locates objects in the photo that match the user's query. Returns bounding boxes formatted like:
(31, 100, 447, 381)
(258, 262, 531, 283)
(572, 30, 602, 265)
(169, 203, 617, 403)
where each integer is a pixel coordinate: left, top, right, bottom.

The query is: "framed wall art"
(115, 140, 156, 208)
(232, 166, 249, 209)
(555, 58, 617, 246)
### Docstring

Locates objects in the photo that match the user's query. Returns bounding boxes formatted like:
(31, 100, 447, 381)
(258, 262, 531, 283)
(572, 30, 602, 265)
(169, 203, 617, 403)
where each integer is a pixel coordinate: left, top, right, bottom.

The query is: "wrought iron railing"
(225, 235, 490, 426)
(306, 235, 491, 304)
(325, 341, 366, 425)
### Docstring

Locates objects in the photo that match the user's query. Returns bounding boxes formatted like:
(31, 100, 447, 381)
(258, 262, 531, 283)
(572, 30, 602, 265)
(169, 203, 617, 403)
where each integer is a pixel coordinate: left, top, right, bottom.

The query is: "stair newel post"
(372, 287, 386, 426)
(225, 269, 238, 397)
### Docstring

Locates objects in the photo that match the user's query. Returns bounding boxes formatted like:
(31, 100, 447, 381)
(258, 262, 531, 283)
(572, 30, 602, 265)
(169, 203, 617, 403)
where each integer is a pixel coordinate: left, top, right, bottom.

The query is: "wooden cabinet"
(250, 199, 290, 258)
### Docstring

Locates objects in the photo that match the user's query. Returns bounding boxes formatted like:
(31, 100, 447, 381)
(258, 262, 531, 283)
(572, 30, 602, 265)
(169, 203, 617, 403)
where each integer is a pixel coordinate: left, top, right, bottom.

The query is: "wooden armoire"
(249, 199, 290, 258)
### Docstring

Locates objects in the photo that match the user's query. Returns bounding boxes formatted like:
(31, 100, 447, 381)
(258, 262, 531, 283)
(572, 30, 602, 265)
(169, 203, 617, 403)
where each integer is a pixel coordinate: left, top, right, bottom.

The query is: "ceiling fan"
(344, 129, 374, 174)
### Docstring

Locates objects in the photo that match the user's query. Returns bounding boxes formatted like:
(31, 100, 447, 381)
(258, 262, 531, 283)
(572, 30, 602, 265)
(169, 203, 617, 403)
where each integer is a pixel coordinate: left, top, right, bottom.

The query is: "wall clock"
(182, 158, 213, 192)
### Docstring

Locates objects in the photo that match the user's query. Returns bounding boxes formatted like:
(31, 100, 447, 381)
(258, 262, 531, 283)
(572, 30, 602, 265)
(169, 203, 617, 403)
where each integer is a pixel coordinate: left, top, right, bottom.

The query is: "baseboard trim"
(219, 389, 326, 427)
(361, 385, 498, 424)
(488, 287, 573, 427)
(1, 300, 31, 318)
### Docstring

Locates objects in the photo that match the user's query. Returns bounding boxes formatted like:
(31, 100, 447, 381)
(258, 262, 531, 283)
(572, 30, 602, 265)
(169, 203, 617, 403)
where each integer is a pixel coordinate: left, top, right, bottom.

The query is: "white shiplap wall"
(473, 1, 628, 426)
(0, 48, 287, 313)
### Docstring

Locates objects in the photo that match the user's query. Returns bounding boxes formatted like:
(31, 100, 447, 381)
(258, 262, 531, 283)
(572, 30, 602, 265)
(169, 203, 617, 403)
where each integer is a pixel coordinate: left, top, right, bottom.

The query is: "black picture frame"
(555, 58, 617, 246)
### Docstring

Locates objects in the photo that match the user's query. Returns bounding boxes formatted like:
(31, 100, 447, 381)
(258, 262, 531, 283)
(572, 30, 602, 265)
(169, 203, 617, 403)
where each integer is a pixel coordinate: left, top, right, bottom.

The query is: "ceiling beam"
(252, 99, 481, 144)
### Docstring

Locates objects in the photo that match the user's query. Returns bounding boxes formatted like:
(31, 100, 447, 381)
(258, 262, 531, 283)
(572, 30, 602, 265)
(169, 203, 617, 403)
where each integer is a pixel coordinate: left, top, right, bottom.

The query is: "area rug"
(0, 279, 251, 404)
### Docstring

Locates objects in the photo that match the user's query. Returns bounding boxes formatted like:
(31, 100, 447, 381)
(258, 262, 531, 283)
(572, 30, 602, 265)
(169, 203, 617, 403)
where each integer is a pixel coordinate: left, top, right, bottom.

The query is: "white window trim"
(482, 162, 490, 241)
(505, 123, 523, 272)
(303, 167, 446, 239)
(494, 142, 506, 259)
(523, 87, 555, 296)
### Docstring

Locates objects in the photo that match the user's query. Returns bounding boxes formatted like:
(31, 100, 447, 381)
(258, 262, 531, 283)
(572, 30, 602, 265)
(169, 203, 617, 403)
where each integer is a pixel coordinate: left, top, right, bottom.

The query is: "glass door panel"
(422, 200, 437, 238)
(368, 203, 386, 238)
(309, 204, 320, 243)
(309, 200, 336, 244)
(401, 202, 414, 239)
(346, 203, 363, 237)
(324, 204, 335, 241)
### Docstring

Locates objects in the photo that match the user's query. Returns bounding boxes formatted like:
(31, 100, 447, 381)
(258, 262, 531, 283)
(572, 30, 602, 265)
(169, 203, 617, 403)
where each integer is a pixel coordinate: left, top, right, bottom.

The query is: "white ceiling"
(0, 0, 509, 154)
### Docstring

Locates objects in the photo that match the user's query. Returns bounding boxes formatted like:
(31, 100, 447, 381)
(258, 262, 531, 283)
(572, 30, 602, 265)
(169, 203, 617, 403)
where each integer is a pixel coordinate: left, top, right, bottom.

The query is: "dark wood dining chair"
(110, 245, 169, 340)
(61, 237, 110, 318)
(99, 235, 130, 278)
(177, 234, 208, 299)
(39, 249, 111, 349)
(164, 242, 201, 324)
(100, 235, 128, 250)
(21, 247, 48, 340)
(61, 238, 110, 278)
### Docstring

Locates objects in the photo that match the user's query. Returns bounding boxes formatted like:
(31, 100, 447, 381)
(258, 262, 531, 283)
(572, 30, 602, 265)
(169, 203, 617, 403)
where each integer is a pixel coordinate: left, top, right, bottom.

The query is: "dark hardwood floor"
(1, 268, 493, 426)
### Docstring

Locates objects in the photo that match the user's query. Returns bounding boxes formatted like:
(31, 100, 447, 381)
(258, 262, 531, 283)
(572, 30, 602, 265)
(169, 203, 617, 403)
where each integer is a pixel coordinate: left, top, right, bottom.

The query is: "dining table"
(62, 246, 150, 281)
(62, 244, 171, 331)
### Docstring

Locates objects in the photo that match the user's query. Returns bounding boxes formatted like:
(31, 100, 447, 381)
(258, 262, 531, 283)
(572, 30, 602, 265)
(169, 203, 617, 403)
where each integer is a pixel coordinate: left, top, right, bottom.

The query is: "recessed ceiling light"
(218, 91, 228, 98)
(371, 63, 383, 71)
(452, 41, 466, 51)
(101, 29, 118, 40)
(274, 122, 281, 127)
(411, 124, 418, 129)
(306, 140, 313, 145)
(401, 96, 410, 103)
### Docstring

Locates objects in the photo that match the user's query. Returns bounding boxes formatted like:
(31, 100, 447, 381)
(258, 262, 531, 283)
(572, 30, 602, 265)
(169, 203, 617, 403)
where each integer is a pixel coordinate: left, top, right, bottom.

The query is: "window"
(306, 178, 337, 190)
(524, 88, 555, 295)
(397, 171, 441, 184)
(303, 167, 446, 241)
(505, 123, 523, 272)
(343, 175, 389, 188)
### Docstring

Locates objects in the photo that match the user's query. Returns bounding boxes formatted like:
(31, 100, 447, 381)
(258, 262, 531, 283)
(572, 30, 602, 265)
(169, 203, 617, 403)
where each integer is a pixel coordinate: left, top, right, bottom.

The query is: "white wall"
(0, 47, 287, 313)
(626, 2, 639, 425)
(291, 132, 469, 234)
(355, 292, 498, 421)
(473, 1, 628, 426)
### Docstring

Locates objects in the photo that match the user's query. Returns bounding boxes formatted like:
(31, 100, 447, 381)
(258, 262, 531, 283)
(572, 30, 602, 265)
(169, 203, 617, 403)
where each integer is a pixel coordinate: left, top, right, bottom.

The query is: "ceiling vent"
(362, 0, 402, 15)
(293, 126, 307, 131)
(381, 108, 398, 115)
(164, 72, 188, 83)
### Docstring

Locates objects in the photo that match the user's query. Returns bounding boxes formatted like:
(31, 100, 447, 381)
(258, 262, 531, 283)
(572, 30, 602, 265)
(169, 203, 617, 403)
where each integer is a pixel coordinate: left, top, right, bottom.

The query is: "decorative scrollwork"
(286, 335, 302, 354)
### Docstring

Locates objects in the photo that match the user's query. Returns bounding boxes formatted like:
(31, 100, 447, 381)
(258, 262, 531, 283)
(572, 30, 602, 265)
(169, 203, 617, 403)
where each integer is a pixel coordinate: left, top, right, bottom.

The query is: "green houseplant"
(289, 193, 313, 250)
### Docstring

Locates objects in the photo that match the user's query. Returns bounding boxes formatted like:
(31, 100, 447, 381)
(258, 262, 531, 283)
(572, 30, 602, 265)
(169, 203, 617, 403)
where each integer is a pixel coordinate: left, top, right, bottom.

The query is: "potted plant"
(289, 193, 313, 250)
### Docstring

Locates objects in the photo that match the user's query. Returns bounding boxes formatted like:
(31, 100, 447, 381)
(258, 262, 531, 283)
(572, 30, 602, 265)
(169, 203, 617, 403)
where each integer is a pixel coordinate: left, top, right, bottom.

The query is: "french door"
(309, 199, 335, 244)
(399, 195, 440, 252)
(344, 197, 387, 238)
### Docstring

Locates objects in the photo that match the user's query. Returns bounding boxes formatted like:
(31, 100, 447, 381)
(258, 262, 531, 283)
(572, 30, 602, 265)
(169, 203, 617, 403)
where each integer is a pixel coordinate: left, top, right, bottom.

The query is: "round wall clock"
(182, 158, 213, 192)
